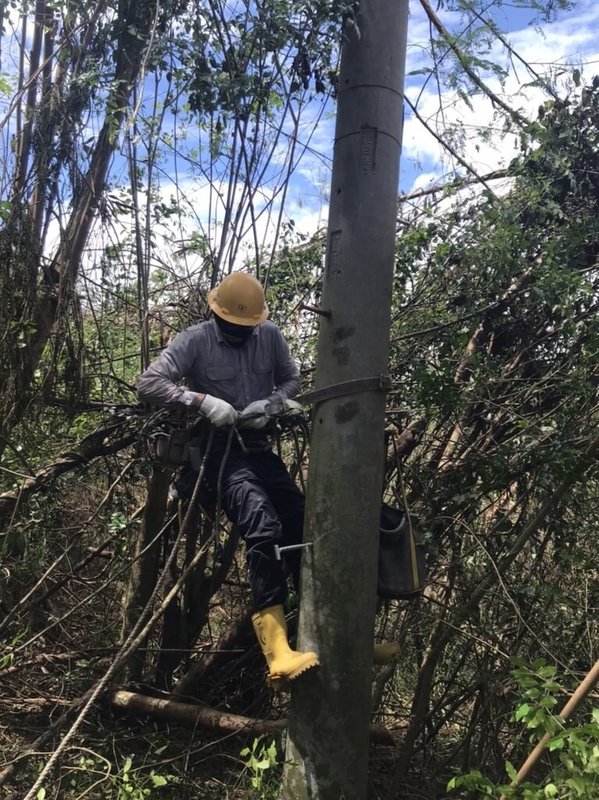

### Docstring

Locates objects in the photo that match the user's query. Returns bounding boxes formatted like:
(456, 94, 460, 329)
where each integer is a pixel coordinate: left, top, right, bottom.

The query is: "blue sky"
(152, 0, 599, 272)
(264, 0, 599, 240)
(400, 0, 599, 192)
(3, 1, 598, 272)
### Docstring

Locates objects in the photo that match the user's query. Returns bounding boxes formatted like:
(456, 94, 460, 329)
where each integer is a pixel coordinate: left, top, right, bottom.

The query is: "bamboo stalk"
(500, 659, 599, 798)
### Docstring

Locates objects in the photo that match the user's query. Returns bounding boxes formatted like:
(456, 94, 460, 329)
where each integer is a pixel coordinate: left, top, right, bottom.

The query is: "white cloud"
(11, 1, 599, 263)
(401, 0, 599, 194)
(207, 1, 599, 246)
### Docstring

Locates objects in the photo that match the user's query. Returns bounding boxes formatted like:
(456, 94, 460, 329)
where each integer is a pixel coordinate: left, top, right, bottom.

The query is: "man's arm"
(138, 329, 201, 408)
(237, 325, 301, 429)
(138, 328, 238, 427)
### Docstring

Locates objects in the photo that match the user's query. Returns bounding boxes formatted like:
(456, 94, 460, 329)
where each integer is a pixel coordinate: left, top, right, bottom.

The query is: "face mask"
(214, 314, 254, 347)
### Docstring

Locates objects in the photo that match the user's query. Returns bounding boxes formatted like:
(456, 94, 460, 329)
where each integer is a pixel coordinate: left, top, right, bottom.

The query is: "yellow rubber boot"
(373, 643, 401, 665)
(252, 605, 319, 690)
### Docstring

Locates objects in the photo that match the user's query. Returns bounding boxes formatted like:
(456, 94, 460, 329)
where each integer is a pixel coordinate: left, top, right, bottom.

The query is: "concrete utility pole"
(281, 2, 409, 799)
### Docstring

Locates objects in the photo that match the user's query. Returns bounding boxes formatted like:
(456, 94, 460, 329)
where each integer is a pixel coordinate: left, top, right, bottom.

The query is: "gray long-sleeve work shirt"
(138, 318, 300, 410)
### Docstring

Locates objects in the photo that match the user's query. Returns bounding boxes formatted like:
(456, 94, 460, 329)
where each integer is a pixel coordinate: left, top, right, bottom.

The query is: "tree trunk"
(0, 0, 158, 461)
(120, 464, 172, 683)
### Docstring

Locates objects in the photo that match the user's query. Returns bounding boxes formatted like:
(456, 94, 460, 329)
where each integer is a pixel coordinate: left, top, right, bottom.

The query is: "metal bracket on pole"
(298, 374, 392, 407)
(274, 542, 313, 561)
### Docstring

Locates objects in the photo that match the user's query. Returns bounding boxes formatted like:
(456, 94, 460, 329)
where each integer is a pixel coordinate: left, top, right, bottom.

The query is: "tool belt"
(153, 422, 272, 468)
(153, 420, 213, 469)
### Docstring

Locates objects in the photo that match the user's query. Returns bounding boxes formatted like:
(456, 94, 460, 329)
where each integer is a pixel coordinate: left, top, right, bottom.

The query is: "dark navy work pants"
(198, 441, 305, 611)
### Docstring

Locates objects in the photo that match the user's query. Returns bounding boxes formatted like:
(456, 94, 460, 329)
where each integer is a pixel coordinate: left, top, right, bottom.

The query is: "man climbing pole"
(137, 272, 319, 688)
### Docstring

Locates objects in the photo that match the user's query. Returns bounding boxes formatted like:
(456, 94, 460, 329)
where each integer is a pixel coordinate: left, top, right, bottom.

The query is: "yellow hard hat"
(207, 273, 269, 326)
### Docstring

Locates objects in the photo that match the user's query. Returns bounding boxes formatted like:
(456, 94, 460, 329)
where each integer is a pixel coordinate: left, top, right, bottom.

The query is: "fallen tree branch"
(398, 169, 509, 204)
(111, 690, 285, 737)
(0, 414, 141, 522)
(109, 689, 396, 745)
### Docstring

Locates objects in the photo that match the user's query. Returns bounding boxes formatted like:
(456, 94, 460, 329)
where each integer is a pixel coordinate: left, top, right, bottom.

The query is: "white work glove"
(239, 396, 304, 429)
(199, 394, 238, 428)
(279, 399, 304, 414)
(239, 397, 272, 430)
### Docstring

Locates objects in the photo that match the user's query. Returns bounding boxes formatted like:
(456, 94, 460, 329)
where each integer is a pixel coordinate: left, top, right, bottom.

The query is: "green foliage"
(384, 80, 599, 797)
(447, 660, 599, 799)
(240, 737, 280, 798)
(0, 630, 25, 669)
(264, 226, 325, 364)
(185, 1, 343, 120)
(115, 755, 170, 799)
(392, 84, 599, 492)
(61, 752, 173, 799)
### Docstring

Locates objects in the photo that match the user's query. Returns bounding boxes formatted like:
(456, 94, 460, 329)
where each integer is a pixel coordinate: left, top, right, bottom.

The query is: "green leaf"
(505, 761, 517, 781)
(151, 774, 168, 787)
(37, 790, 46, 800)
(565, 775, 587, 794)
(0, 200, 12, 220)
(539, 696, 558, 709)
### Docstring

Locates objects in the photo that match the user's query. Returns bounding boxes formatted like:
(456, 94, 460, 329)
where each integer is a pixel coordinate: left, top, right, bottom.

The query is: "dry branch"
(0, 696, 72, 714)
(173, 609, 253, 699)
(0, 415, 140, 522)
(418, 0, 529, 127)
(110, 690, 396, 745)
(404, 96, 499, 198)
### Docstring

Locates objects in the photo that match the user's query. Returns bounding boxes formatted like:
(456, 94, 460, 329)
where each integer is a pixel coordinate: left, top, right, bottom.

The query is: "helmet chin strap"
(214, 313, 254, 347)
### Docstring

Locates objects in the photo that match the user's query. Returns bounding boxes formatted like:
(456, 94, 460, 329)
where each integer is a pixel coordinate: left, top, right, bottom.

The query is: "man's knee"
(224, 479, 282, 540)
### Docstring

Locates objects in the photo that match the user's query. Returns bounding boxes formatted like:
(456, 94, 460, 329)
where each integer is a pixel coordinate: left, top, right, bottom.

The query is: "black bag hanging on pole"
(377, 503, 426, 600)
